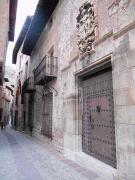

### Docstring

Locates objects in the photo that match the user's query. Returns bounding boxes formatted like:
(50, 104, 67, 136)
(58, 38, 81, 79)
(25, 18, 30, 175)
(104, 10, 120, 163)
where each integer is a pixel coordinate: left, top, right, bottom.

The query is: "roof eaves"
(9, 0, 18, 41)
(12, 16, 32, 64)
(22, 0, 59, 55)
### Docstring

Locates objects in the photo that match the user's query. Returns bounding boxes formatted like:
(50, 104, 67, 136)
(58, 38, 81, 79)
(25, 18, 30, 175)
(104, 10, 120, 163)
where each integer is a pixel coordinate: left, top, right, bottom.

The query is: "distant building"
(0, 0, 17, 124)
(2, 66, 16, 126)
(2, 80, 14, 126)
(5, 65, 16, 85)
(13, 1, 135, 180)
(12, 16, 32, 130)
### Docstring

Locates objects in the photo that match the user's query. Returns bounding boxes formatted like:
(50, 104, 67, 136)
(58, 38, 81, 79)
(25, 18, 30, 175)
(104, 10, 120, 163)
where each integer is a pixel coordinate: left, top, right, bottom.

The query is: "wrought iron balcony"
(22, 77, 35, 94)
(34, 55, 58, 85)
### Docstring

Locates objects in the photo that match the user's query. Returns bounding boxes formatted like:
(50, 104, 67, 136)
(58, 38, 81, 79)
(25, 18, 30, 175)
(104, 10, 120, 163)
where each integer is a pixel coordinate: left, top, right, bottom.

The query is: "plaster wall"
(0, 0, 9, 63)
(0, 0, 10, 112)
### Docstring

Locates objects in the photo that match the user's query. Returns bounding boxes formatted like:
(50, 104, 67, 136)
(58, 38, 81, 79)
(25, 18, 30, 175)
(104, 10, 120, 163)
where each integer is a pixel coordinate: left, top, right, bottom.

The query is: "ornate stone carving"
(76, 2, 97, 55)
(108, 0, 131, 16)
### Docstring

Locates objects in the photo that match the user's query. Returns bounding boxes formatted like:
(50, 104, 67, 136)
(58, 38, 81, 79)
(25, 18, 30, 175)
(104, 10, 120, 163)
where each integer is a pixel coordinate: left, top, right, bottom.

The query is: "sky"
(6, 0, 39, 68)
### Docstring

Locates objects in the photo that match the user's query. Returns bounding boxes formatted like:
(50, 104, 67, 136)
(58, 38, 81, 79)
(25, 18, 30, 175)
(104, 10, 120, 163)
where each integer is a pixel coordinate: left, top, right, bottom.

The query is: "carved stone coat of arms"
(76, 2, 97, 55)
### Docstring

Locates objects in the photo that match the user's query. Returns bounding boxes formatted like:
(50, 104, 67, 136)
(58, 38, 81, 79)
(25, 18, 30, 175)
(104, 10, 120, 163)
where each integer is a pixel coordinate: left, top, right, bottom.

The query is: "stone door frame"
(75, 56, 116, 155)
(42, 92, 53, 139)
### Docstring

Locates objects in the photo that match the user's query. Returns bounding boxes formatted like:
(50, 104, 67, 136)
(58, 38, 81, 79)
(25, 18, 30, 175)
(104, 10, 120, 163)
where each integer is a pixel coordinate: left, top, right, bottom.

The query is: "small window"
(48, 17, 53, 29)
(25, 61, 28, 79)
(0, 78, 3, 86)
(0, 66, 2, 73)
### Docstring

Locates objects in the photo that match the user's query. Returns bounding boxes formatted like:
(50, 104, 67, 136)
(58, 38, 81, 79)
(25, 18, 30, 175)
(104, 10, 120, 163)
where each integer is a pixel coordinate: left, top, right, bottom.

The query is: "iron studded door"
(28, 94, 34, 132)
(82, 68, 116, 168)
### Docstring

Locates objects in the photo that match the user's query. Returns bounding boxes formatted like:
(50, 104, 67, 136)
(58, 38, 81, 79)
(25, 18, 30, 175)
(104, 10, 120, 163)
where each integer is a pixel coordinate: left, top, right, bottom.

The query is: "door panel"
(42, 93, 53, 139)
(28, 94, 34, 132)
(82, 68, 116, 168)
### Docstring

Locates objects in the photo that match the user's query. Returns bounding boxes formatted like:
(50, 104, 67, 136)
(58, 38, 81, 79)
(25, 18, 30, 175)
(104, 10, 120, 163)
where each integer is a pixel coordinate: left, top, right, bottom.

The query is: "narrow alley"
(1, 0, 135, 180)
(0, 127, 99, 180)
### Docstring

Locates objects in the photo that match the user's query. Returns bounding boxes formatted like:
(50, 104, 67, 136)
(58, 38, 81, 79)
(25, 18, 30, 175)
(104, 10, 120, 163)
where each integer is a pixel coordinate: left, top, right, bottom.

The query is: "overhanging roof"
(9, 0, 18, 41)
(22, 0, 59, 55)
(12, 16, 32, 64)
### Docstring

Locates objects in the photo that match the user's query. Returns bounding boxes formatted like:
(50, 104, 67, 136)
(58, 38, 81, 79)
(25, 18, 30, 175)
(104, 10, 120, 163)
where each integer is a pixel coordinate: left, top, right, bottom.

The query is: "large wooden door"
(0, 108, 3, 122)
(82, 68, 116, 168)
(14, 110, 18, 129)
(28, 94, 34, 132)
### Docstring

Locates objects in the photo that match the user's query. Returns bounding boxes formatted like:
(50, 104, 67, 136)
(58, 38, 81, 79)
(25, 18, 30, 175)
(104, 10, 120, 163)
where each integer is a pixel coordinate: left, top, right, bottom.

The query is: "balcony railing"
(34, 55, 58, 85)
(22, 77, 35, 94)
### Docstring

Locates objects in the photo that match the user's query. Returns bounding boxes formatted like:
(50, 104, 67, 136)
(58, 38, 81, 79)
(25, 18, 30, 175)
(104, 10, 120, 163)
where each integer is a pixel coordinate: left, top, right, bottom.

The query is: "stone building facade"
(13, 0, 135, 179)
(12, 52, 30, 131)
(12, 16, 32, 131)
(0, 0, 17, 123)
(2, 81, 14, 125)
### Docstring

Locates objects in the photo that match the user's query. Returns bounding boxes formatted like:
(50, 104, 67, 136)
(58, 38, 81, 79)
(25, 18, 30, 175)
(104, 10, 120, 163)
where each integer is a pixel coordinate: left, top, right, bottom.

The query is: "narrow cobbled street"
(0, 127, 99, 180)
(0, 0, 135, 179)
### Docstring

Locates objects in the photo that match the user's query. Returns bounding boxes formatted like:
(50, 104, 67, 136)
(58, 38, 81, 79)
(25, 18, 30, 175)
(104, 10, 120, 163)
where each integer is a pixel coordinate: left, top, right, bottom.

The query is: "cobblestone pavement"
(0, 127, 99, 180)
